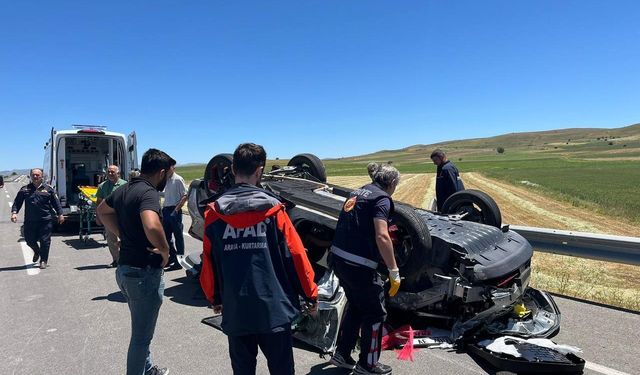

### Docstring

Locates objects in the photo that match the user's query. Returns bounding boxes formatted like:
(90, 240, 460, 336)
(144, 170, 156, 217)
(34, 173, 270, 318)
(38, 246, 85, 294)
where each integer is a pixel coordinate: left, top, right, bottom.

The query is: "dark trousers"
(24, 220, 53, 262)
(227, 325, 295, 375)
(161, 206, 184, 262)
(332, 257, 387, 368)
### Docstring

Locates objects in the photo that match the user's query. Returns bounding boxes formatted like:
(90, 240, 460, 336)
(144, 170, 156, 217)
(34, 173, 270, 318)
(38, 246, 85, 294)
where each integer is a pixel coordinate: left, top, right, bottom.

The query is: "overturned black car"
(183, 153, 561, 351)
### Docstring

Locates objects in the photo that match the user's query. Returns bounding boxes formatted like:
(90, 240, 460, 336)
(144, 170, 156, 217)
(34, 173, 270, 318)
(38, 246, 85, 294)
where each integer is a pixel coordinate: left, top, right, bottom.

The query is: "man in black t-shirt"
(97, 148, 172, 375)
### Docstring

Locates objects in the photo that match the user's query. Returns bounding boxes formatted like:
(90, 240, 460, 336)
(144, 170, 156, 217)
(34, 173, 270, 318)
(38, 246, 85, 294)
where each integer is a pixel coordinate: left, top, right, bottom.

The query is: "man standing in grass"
(430, 149, 465, 211)
(96, 164, 127, 267)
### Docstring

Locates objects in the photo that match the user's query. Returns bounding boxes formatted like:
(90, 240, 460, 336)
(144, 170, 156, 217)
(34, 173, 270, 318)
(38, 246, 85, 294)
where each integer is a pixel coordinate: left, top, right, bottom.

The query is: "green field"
(480, 161, 640, 225)
(175, 164, 209, 182)
(177, 123, 640, 224)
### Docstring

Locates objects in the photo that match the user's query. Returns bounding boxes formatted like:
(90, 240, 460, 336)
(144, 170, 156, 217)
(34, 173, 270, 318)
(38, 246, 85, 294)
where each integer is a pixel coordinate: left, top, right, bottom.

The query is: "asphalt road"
(1, 178, 638, 375)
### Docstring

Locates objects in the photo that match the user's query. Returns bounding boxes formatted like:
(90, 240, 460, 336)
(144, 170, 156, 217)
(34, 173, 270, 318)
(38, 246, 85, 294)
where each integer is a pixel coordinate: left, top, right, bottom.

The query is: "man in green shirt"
(96, 165, 127, 267)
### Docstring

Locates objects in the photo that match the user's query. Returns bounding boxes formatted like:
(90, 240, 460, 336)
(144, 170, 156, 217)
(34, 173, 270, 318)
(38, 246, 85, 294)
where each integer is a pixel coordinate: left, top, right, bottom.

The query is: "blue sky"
(1, 1, 639, 171)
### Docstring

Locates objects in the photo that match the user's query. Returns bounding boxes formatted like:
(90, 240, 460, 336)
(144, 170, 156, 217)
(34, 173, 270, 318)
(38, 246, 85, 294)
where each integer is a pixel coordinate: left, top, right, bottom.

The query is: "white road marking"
(585, 362, 631, 375)
(7, 202, 12, 207)
(6, 194, 10, 198)
(19, 240, 40, 275)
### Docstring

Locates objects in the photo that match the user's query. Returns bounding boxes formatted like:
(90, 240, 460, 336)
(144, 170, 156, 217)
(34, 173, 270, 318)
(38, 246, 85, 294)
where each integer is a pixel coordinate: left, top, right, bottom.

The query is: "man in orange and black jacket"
(200, 143, 318, 375)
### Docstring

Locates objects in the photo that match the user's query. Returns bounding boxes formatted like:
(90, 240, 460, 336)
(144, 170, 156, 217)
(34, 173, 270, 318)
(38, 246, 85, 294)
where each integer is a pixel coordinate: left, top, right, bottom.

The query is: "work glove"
(388, 268, 401, 297)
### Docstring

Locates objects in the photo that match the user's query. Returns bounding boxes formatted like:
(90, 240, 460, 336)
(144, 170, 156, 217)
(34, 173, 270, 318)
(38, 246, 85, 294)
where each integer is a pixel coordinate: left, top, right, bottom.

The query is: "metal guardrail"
(510, 225, 640, 266)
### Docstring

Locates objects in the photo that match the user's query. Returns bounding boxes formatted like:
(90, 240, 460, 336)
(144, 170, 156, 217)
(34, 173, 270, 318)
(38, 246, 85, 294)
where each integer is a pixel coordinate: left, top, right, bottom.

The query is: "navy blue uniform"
(329, 183, 393, 369)
(12, 183, 63, 263)
(435, 160, 464, 211)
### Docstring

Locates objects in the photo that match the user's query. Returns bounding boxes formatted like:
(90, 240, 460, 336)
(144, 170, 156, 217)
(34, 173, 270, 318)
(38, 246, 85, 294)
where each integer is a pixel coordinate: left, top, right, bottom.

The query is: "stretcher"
(77, 186, 104, 242)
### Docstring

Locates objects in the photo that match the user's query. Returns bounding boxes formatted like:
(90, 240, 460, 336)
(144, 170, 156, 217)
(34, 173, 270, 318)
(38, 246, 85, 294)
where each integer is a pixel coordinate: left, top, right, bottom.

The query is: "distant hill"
(176, 162, 205, 167)
(176, 122, 640, 180)
(0, 169, 30, 177)
(337, 123, 640, 162)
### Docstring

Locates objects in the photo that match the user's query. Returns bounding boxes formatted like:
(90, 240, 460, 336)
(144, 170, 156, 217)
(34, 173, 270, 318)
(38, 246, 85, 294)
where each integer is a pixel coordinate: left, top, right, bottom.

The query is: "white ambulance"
(43, 125, 138, 218)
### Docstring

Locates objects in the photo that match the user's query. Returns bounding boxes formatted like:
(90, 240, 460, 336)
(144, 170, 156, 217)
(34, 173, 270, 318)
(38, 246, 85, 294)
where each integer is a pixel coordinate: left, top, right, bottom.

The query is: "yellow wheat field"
(328, 174, 436, 209)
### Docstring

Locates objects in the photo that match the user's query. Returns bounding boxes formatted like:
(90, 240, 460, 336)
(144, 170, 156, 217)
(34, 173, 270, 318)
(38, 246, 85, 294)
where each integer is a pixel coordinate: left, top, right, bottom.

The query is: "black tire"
(441, 190, 502, 228)
(204, 153, 234, 193)
(287, 153, 327, 183)
(191, 179, 209, 218)
(389, 204, 432, 292)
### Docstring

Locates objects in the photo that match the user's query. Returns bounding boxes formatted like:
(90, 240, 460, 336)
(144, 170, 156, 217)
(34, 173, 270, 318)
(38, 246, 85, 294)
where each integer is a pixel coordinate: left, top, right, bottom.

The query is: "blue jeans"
(162, 206, 184, 261)
(116, 265, 165, 375)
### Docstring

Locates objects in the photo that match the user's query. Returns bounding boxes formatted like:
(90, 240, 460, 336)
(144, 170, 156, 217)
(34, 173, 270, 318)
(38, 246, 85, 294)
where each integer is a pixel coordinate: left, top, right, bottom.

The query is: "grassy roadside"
(531, 252, 640, 311)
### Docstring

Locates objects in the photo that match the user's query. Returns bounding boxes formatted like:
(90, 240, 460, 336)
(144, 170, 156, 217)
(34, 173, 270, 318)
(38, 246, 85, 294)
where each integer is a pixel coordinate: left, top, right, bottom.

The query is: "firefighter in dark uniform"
(430, 149, 465, 211)
(329, 163, 401, 375)
(11, 168, 64, 269)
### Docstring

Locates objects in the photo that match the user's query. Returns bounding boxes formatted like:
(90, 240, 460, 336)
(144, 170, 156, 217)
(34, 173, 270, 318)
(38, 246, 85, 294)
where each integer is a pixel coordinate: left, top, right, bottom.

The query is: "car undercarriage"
(184, 153, 562, 352)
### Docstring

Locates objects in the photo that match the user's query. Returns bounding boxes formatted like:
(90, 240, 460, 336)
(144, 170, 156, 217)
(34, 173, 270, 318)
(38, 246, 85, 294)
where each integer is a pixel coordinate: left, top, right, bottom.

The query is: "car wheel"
(441, 190, 502, 228)
(186, 179, 207, 241)
(204, 153, 234, 193)
(287, 153, 327, 183)
(389, 204, 432, 291)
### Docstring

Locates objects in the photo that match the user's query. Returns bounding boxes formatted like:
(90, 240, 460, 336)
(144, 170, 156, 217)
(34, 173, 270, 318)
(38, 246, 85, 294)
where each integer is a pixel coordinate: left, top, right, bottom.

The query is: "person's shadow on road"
(164, 276, 209, 307)
(0, 264, 38, 272)
(305, 362, 350, 374)
(63, 238, 106, 250)
(75, 264, 111, 271)
(92, 291, 126, 303)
